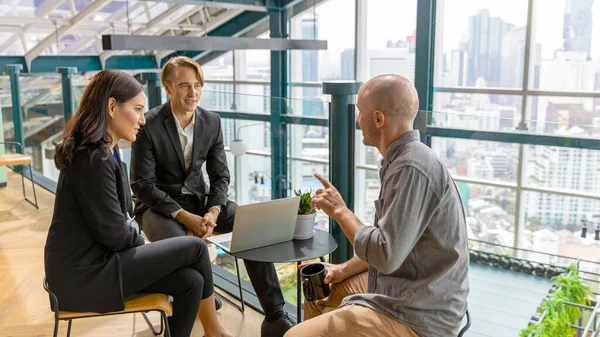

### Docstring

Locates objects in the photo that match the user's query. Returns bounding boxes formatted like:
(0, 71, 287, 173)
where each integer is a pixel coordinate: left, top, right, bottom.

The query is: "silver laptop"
(207, 196, 300, 253)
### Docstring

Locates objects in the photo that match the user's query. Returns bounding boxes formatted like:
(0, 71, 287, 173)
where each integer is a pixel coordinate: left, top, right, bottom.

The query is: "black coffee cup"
(301, 263, 330, 301)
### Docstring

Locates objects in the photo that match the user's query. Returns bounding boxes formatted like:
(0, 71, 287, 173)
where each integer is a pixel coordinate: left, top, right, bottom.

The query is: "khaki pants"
(284, 272, 420, 337)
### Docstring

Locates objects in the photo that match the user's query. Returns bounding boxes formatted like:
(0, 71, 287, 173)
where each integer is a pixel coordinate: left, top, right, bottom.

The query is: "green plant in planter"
(294, 189, 316, 215)
(520, 264, 592, 337)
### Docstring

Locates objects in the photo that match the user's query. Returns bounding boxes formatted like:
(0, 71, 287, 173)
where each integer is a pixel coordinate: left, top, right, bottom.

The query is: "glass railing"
(2, 73, 66, 184)
(427, 110, 600, 269)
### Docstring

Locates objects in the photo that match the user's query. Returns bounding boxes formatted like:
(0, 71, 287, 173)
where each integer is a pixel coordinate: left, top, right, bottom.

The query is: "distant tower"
(563, 0, 594, 58)
(301, 14, 323, 117)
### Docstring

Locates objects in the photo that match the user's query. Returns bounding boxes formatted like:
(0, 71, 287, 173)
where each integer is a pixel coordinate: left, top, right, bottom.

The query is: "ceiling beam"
(154, 8, 243, 61)
(0, 24, 30, 51)
(135, 0, 270, 12)
(60, 1, 146, 55)
(67, 0, 76, 15)
(0, 0, 67, 58)
(160, 10, 266, 63)
(0, 14, 243, 31)
(35, 0, 65, 17)
(0, 16, 70, 25)
(0, 25, 110, 35)
(24, 0, 113, 69)
(144, 2, 153, 21)
(192, 0, 324, 65)
(97, 3, 188, 66)
(19, 32, 28, 53)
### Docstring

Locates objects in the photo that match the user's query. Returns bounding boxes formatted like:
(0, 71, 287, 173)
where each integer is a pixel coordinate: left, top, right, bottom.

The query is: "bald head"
(358, 74, 419, 125)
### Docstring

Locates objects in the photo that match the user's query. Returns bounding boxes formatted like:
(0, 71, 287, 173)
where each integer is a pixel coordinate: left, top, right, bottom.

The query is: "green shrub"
(520, 264, 592, 337)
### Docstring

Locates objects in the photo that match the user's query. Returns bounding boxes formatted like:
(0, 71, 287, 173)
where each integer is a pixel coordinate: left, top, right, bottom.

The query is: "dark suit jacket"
(130, 102, 230, 217)
(44, 146, 145, 312)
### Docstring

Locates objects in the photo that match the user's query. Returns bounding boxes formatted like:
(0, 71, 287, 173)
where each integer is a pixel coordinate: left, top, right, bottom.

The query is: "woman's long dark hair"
(54, 69, 143, 170)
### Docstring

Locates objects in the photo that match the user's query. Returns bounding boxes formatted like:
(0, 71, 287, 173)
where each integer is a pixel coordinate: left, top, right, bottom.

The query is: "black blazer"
(44, 146, 144, 312)
(130, 102, 230, 217)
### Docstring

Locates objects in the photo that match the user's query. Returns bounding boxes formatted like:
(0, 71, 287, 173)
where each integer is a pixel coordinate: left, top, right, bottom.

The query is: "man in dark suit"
(130, 56, 294, 337)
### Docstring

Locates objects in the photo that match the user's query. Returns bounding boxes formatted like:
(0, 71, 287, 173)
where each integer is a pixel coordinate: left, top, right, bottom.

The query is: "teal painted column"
(6, 64, 24, 154)
(135, 72, 163, 109)
(323, 81, 362, 264)
(57, 67, 77, 121)
(269, 3, 288, 200)
(414, 0, 436, 146)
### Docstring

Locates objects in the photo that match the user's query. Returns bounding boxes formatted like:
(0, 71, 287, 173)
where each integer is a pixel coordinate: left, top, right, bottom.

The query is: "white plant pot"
(294, 213, 316, 240)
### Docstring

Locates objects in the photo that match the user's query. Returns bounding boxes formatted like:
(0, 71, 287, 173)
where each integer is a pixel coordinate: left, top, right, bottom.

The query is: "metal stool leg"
(23, 164, 38, 208)
(28, 163, 38, 208)
(66, 320, 72, 337)
(52, 317, 59, 337)
(20, 164, 26, 198)
(235, 258, 245, 312)
(162, 311, 171, 337)
(142, 312, 163, 335)
(297, 261, 302, 323)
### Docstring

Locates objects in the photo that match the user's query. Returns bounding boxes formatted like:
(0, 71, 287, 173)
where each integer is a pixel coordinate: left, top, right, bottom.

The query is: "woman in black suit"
(44, 69, 233, 337)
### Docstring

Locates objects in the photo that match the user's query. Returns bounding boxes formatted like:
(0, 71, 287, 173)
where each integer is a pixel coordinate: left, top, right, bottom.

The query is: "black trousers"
(140, 196, 286, 319)
(119, 236, 213, 337)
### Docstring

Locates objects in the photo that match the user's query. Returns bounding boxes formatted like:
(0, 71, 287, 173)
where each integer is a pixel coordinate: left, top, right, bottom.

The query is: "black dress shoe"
(215, 296, 222, 311)
(261, 311, 296, 337)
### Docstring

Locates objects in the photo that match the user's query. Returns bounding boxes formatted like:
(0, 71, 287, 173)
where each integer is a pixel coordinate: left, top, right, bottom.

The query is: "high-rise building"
(563, 0, 594, 58)
(340, 49, 354, 80)
(467, 9, 515, 87)
(449, 49, 468, 87)
(301, 14, 324, 117)
(500, 26, 538, 88)
(367, 41, 415, 83)
(526, 137, 600, 226)
(535, 51, 597, 133)
(594, 71, 600, 115)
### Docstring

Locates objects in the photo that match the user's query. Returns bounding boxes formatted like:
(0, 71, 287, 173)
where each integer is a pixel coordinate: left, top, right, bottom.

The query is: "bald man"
(285, 75, 469, 337)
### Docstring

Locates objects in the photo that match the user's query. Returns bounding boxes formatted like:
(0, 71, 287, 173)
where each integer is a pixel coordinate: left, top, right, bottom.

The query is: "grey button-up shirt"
(341, 130, 470, 337)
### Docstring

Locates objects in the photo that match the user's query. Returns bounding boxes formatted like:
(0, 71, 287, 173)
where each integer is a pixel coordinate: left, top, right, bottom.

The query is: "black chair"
(458, 309, 471, 337)
(43, 277, 172, 337)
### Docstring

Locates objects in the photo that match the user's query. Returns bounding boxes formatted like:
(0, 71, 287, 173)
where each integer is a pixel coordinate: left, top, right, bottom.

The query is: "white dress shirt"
(170, 111, 221, 220)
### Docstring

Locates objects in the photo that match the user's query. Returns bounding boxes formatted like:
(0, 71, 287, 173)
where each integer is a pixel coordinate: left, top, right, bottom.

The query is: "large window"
(433, 0, 600, 259)
(434, 0, 528, 88)
(363, 0, 417, 82)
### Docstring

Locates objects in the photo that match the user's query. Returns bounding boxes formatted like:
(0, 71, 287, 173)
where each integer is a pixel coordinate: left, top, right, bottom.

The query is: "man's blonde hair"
(161, 56, 205, 87)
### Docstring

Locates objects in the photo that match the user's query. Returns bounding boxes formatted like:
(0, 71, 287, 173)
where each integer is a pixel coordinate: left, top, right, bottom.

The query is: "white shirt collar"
(172, 110, 195, 131)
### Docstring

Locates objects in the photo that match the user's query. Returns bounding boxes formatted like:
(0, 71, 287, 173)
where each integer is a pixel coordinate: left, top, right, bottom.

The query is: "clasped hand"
(177, 210, 217, 239)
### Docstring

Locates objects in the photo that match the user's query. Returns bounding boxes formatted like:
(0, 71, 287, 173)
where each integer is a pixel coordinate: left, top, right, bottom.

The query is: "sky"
(310, 0, 599, 60)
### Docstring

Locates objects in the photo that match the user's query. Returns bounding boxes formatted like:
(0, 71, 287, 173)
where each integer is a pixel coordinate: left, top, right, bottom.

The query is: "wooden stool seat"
(0, 141, 38, 209)
(44, 276, 172, 337)
(58, 293, 173, 319)
(0, 153, 33, 166)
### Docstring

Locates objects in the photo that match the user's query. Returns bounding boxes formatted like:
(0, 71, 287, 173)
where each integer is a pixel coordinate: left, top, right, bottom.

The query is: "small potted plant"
(294, 189, 317, 240)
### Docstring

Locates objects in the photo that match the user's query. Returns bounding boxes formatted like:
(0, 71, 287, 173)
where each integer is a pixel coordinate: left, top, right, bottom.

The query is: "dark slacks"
(119, 236, 213, 337)
(139, 196, 286, 318)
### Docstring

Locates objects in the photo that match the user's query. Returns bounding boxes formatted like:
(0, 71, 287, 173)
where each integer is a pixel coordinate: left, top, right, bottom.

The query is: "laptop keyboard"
(220, 241, 232, 250)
